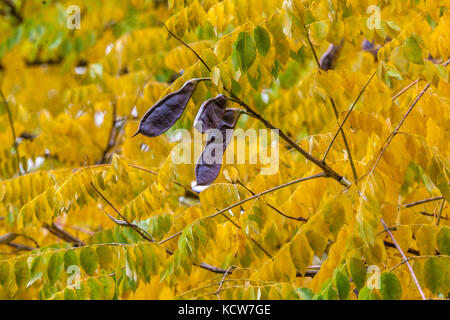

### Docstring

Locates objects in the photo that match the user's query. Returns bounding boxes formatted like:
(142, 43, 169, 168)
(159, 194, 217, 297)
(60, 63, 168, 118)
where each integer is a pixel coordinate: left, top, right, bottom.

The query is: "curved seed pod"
(132, 77, 210, 138)
(195, 108, 241, 186)
(193, 94, 228, 133)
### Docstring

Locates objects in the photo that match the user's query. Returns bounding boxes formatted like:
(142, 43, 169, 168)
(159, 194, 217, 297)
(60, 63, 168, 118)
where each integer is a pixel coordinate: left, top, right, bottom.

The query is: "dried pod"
(193, 94, 228, 133)
(132, 77, 210, 138)
(319, 39, 344, 71)
(195, 108, 241, 186)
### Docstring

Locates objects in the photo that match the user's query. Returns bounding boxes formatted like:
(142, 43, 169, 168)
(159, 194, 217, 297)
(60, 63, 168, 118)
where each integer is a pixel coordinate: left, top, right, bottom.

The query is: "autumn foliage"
(0, 0, 449, 300)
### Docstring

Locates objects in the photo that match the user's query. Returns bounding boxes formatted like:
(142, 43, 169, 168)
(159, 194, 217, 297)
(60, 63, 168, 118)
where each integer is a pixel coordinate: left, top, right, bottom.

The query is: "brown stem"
(127, 163, 199, 199)
(97, 99, 118, 164)
(436, 199, 445, 226)
(237, 180, 307, 222)
(90, 182, 233, 275)
(208, 173, 327, 219)
(403, 196, 444, 208)
(322, 71, 376, 161)
(0, 89, 22, 175)
(45, 222, 85, 246)
(369, 83, 431, 176)
(381, 218, 426, 300)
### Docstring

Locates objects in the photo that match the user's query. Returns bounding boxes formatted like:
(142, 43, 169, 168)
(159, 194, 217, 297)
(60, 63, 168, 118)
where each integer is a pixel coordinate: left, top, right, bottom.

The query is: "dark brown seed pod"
(195, 108, 241, 186)
(193, 94, 228, 133)
(132, 77, 210, 138)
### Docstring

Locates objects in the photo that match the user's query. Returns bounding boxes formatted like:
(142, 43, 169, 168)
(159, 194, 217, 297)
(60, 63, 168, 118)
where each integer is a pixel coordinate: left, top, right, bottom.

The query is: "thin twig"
(302, 23, 358, 183)
(97, 99, 118, 164)
(392, 79, 419, 100)
(216, 265, 236, 300)
(389, 255, 449, 272)
(369, 83, 431, 176)
(161, 21, 211, 72)
(91, 182, 233, 275)
(159, 231, 182, 244)
(403, 196, 444, 208)
(392, 59, 450, 100)
(208, 173, 327, 219)
(45, 222, 85, 246)
(383, 241, 420, 256)
(127, 163, 199, 199)
(436, 199, 445, 226)
(0, 89, 21, 175)
(236, 180, 307, 222)
(381, 218, 426, 300)
(322, 71, 377, 161)
(90, 182, 155, 243)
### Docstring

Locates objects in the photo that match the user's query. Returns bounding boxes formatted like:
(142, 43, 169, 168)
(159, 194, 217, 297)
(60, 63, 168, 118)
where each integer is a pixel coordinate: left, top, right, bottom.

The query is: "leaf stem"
(381, 218, 426, 300)
(208, 173, 327, 219)
(0, 89, 22, 175)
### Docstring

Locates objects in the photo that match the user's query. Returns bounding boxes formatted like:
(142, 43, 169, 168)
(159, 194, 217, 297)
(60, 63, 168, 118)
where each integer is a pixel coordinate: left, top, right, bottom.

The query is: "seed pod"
(195, 108, 241, 186)
(132, 78, 210, 138)
(193, 94, 228, 133)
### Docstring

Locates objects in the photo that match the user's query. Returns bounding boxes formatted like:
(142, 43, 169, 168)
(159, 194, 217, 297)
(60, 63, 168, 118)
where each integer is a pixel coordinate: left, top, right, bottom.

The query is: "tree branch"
(403, 196, 444, 208)
(0, 89, 22, 175)
(208, 173, 327, 219)
(237, 180, 307, 222)
(381, 218, 426, 300)
(322, 71, 376, 161)
(163, 24, 350, 187)
(368, 83, 431, 176)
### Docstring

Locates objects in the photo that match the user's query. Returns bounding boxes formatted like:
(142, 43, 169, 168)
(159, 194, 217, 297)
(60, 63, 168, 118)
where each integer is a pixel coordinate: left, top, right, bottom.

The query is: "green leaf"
(349, 258, 367, 290)
(358, 287, 381, 300)
(15, 257, 30, 289)
(64, 249, 79, 270)
(437, 227, 450, 255)
(254, 26, 271, 56)
(335, 270, 350, 300)
(380, 272, 402, 300)
(296, 287, 313, 300)
(402, 37, 423, 64)
(47, 253, 64, 285)
(423, 257, 443, 294)
(234, 32, 256, 73)
(80, 247, 99, 276)
(0, 262, 10, 286)
(64, 287, 78, 300)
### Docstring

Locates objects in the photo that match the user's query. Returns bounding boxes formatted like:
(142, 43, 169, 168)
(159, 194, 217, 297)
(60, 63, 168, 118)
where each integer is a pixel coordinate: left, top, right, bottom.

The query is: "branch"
(97, 99, 118, 164)
(1, 0, 22, 23)
(381, 218, 426, 300)
(301, 26, 359, 185)
(391, 59, 449, 100)
(45, 223, 85, 246)
(436, 199, 445, 226)
(215, 265, 236, 299)
(368, 83, 431, 176)
(0, 89, 22, 175)
(162, 24, 350, 187)
(383, 241, 420, 256)
(127, 163, 199, 199)
(90, 182, 155, 243)
(237, 180, 307, 222)
(208, 173, 327, 219)
(90, 182, 233, 275)
(322, 71, 377, 161)
(161, 22, 211, 72)
(403, 196, 444, 208)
